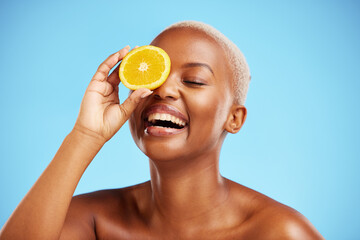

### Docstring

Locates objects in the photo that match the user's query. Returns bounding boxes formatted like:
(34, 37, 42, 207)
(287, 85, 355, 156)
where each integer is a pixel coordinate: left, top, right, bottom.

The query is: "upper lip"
(142, 103, 188, 123)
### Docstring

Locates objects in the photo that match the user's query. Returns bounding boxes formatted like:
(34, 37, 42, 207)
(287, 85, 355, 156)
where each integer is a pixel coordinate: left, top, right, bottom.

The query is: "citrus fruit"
(119, 45, 171, 90)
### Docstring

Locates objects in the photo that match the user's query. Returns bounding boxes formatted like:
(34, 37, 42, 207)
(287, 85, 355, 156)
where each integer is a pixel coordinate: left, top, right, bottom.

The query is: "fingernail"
(141, 90, 153, 98)
(119, 46, 130, 53)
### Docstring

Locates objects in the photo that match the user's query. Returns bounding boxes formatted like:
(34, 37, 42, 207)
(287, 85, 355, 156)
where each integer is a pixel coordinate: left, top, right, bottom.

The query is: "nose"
(153, 74, 180, 100)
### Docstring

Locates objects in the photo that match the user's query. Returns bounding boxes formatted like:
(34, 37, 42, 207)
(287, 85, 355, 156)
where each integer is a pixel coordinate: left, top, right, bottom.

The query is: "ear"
(224, 105, 247, 134)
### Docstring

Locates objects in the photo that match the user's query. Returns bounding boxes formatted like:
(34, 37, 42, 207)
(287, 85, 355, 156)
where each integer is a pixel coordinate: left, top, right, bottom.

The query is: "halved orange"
(119, 45, 171, 90)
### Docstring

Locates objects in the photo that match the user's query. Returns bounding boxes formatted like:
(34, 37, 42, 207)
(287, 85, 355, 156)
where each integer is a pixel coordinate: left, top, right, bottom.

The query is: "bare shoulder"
(251, 202, 324, 240)
(60, 181, 150, 240)
(227, 180, 324, 240)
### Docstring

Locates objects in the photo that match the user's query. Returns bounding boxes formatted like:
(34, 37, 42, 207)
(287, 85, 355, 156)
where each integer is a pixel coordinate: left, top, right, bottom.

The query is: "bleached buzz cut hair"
(161, 20, 251, 105)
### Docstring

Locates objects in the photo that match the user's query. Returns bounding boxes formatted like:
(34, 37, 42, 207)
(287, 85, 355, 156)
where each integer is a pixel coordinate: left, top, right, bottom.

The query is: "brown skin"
(0, 29, 324, 240)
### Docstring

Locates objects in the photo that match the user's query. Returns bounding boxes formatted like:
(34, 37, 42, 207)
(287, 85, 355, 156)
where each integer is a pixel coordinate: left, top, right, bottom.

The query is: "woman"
(0, 21, 324, 239)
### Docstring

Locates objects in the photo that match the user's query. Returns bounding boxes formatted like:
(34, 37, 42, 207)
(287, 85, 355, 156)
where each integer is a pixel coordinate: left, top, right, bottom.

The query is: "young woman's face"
(129, 28, 235, 162)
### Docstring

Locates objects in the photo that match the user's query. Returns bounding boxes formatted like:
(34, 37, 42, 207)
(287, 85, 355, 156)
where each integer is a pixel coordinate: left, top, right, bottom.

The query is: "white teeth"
(166, 114, 172, 121)
(160, 113, 167, 121)
(148, 113, 160, 122)
(147, 113, 186, 126)
(179, 120, 185, 126)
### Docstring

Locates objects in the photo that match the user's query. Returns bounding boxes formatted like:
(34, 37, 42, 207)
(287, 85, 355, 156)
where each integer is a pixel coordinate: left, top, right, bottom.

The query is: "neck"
(148, 150, 230, 225)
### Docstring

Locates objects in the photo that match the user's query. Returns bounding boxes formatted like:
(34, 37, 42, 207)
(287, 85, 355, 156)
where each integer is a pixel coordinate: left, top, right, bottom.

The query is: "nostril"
(153, 92, 176, 100)
(154, 94, 162, 100)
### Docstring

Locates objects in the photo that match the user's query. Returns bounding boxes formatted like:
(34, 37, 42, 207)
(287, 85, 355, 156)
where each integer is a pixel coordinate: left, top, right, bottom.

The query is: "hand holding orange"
(119, 45, 171, 90)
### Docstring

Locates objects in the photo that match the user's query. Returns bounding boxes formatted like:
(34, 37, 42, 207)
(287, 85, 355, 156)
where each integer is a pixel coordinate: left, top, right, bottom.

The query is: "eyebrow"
(182, 62, 214, 75)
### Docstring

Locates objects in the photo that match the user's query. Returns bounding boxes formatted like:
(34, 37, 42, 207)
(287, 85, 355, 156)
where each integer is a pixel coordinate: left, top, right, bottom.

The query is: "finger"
(107, 64, 120, 86)
(108, 46, 140, 86)
(117, 88, 153, 122)
(92, 46, 130, 82)
(86, 80, 115, 98)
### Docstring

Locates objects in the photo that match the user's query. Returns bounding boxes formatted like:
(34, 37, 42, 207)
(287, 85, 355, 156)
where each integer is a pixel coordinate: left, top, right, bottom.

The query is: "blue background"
(1, 1, 359, 239)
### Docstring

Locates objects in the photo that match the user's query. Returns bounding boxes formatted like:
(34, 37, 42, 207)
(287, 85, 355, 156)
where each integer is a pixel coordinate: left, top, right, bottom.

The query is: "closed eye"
(183, 80, 206, 86)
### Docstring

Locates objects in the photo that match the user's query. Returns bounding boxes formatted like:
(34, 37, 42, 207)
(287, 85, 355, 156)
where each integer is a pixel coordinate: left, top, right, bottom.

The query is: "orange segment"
(119, 45, 171, 90)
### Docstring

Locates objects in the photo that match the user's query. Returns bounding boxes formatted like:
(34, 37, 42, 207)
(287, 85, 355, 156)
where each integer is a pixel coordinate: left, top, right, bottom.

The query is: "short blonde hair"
(160, 20, 251, 105)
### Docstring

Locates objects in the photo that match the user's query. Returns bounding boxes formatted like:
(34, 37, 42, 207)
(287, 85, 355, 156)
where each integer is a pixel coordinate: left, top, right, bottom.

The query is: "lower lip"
(145, 126, 187, 137)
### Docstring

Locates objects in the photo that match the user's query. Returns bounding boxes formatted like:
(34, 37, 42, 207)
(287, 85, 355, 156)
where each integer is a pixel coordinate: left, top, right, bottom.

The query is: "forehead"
(151, 28, 231, 81)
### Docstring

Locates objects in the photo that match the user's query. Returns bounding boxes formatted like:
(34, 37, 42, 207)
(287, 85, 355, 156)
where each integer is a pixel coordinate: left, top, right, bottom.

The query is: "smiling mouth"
(142, 104, 189, 136)
(145, 113, 187, 129)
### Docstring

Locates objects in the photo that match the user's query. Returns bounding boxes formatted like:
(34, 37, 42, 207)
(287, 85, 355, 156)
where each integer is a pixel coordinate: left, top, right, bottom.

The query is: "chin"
(137, 137, 189, 162)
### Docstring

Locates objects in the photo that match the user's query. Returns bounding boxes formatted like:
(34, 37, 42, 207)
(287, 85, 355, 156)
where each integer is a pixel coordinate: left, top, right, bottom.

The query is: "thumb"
(118, 88, 153, 121)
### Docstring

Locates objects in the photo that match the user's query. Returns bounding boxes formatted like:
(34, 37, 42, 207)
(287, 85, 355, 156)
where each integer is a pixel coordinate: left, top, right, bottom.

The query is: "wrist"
(70, 125, 107, 150)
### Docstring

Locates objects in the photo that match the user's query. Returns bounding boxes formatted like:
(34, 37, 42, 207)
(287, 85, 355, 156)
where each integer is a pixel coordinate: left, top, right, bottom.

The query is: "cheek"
(188, 88, 230, 137)
(129, 115, 136, 136)
(129, 107, 143, 146)
(129, 114, 138, 145)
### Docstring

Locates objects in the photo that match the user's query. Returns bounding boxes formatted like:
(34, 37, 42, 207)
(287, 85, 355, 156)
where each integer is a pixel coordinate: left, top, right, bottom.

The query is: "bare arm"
(0, 130, 102, 240)
(0, 46, 152, 240)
